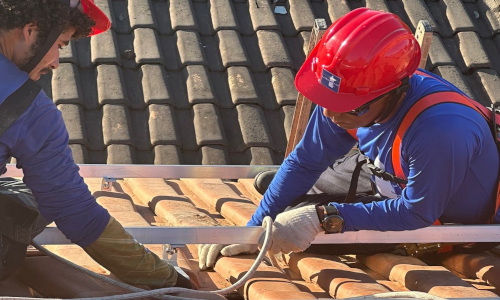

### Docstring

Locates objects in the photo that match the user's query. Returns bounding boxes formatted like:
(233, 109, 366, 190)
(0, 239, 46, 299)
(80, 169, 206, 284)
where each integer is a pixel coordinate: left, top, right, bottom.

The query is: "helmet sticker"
(320, 69, 341, 93)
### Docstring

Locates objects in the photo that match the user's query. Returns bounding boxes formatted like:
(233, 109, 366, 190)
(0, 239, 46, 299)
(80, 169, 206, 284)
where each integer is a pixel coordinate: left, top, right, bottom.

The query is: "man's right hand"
(198, 243, 258, 270)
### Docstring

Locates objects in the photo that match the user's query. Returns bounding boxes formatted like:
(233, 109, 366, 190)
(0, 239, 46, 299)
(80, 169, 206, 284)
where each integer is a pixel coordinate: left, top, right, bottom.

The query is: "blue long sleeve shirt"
(248, 70, 500, 230)
(0, 53, 110, 247)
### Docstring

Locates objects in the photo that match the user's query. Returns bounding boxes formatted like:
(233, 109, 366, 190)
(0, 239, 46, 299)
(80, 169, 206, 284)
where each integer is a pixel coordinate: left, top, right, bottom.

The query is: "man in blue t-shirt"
(0, 0, 193, 288)
(199, 8, 499, 270)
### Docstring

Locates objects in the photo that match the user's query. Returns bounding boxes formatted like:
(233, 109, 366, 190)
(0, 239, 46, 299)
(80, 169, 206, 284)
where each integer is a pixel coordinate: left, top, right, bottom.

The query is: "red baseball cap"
(72, 0, 111, 36)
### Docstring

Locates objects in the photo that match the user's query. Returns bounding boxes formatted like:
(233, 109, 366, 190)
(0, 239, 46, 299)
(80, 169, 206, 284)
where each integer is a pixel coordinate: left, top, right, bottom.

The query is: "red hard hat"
(295, 8, 421, 113)
(79, 0, 111, 36)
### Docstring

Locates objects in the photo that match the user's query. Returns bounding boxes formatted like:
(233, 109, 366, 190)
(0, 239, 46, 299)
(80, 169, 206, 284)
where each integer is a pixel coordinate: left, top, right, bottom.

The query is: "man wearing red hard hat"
(0, 0, 193, 288)
(199, 8, 499, 269)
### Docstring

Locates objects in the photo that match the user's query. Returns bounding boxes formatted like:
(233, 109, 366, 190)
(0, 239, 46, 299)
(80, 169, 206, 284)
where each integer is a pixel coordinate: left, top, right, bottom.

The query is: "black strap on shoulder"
(0, 79, 42, 137)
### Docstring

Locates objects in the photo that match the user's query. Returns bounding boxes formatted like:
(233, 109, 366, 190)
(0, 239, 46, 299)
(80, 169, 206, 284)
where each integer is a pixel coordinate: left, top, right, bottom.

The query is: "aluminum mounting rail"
(3, 164, 279, 179)
(34, 224, 500, 245)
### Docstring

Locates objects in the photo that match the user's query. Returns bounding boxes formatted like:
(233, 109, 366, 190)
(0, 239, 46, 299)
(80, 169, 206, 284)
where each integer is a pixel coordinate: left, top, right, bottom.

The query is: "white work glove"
(268, 205, 323, 255)
(198, 243, 258, 270)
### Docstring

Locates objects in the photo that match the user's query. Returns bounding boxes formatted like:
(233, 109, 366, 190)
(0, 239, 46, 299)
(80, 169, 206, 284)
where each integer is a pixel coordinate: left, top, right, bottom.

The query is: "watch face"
(323, 215, 344, 233)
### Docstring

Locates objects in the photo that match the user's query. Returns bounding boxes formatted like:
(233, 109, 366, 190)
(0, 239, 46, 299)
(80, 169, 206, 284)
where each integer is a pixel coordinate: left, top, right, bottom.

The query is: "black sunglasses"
(347, 93, 387, 117)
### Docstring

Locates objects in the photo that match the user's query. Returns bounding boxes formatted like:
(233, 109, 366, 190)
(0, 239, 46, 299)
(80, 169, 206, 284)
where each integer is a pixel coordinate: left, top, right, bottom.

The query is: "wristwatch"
(316, 204, 344, 234)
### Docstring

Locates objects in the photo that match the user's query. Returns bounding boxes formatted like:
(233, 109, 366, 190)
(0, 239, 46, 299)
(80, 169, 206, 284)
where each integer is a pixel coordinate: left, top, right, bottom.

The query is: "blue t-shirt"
(0, 53, 110, 247)
(248, 69, 499, 231)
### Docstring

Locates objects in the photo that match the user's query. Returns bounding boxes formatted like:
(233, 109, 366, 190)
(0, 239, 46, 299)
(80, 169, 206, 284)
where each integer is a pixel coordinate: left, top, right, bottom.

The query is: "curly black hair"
(0, 0, 95, 41)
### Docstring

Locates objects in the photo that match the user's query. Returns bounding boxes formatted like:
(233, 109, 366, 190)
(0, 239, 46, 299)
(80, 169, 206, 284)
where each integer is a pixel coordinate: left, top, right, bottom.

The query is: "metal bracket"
(162, 244, 190, 280)
(100, 177, 116, 191)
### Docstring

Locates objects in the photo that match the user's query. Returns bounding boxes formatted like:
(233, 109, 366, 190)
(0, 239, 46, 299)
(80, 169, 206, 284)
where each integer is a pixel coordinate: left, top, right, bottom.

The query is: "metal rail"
(34, 224, 500, 245)
(3, 164, 279, 179)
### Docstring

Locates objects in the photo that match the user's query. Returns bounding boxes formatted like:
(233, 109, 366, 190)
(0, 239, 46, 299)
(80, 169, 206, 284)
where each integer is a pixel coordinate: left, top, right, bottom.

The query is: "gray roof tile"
(109, 0, 130, 34)
(427, 34, 455, 70)
(325, 0, 351, 23)
(116, 33, 137, 69)
(401, 0, 439, 33)
(97, 64, 128, 105)
(129, 110, 150, 151)
(242, 35, 266, 72)
(106, 144, 134, 164)
(75, 38, 92, 68)
(79, 68, 99, 110)
(159, 35, 182, 71)
(249, 0, 279, 31)
(257, 30, 292, 69)
(253, 72, 278, 110)
(52, 63, 84, 105)
(455, 31, 491, 70)
(176, 109, 197, 151)
(59, 39, 78, 64)
(193, 103, 226, 147)
(433, 65, 476, 100)
(227, 66, 259, 105)
(184, 65, 215, 104)
(201, 35, 224, 71)
(141, 65, 173, 105)
(84, 109, 105, 151)
(473, 69, 500, 105)
(218, 30, 248, 68)
(128, 0, 155, 30)
(58, 104, 87, 145)
(102, 104, 133, 145)
(153, 145, 182, 164)
(200, 145, 230, 165)
(151, 1, 173, 35)
(193, 1, 214, 36)
(148, 104, 180, 146)
(170, 0, 198, 31)
(264, 108, 288, 155)
(270, 67, 297, 106)
(241, 147, 275, 165)
(122, 68, 146, 110)
(210, 0, 239, 31)
(289, 0, 315, 32)
(233, 1, 255, 36)
(441, 0, 476, 33)
(68, 144, 88, 164)
(91, 30, 121, 65)
(365, 0, 391, 12)
(210, 71, 233, 108)
(134, 28, 164, 64)
(176, 30, 206, 66)
(237, 104, 273, 149)
(477, 0, 500, 36)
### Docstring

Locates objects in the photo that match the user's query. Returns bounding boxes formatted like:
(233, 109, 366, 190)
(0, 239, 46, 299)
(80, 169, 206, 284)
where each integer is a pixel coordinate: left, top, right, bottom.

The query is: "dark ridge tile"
(38, 73, 53, 99)
(201, 145, 230, 165)
(97, 64, 128, 105)
(233, 1, 255, 36)
(122, 68, 146, 110)
(88, 150, 107, 164)
(110, 0, 132, 34)
(249, 0, 279, 31)
(69, 144, 88, 164)
(106, 144, 135, 164)
(210, 0, 239, 31)
(184, 65, 216, 104)
(193, 103, 226, 146)
(400, 0, 438, 33)
(135, 150, 154, 164)
(193, 1, 215, 36)
(241, 35, 266, 72)
(165, 72, 190, 109)
(59, 39, 78, 64)
(284, 35, 307, 71)
(220, 108, 244, 152)
(433, 66, 476, 100)
(176, 30, 206, 67)
(58, 104, 87, 145)
(454, 31, 491, 71)
(477, 0, 500, 37)
(227, 66, 259, 105)
(253, 72, 279, 110)
(440, 0, 476, 34)
(75, 38, 92, 68)
(365, 0, 391, 12)
(237, 104, 273, 149)
(151, 1, 173, 35)
(427, 34, 455, 70)
(148, 104, 180, 146)
(289, 0, 315, 32)
(141, 64, 173, 105)
(170, 0, 198, 31)
(441, 37, 468, 73)
(270, 67, 297, 106)
(159, 35, 182, 71)
(200, 35, 224, 71)
(130, 110, 151, 151)
(218, 30, 249, 68)
(102, 104, 133, 146)
(257, 30, 293, 69)
(79, 68, 100, 110)
(52, 63, 84, 106)
(264, 109, 288, 153)
(176, 109, 198, 151)
(282, 104, 296, 140)
(116, 33, 138, 69)
(210, 71, 234, 108)
(326, 0, 351, 22)
(85, 109, 105, 151)
(134, 28, 164, 65)
(154, 145, 182, 165)
(91, 30, 122, 65)
(233, 147, 275, 165)
(128, 0, 156, 29)
(473, 68, 500, 106)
